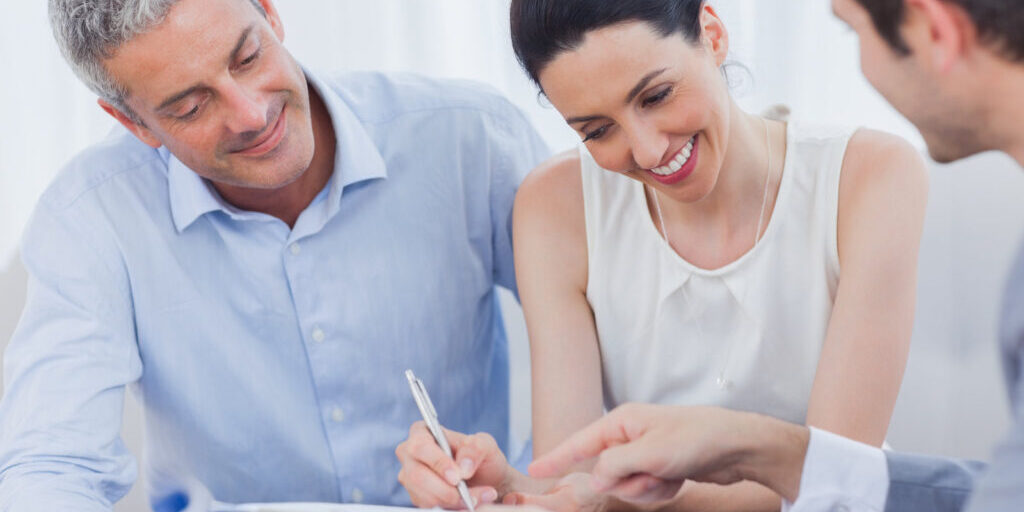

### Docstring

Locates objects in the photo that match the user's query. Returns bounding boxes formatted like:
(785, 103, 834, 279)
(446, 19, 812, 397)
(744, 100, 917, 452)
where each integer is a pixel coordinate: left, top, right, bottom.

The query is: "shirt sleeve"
(965, 274, 1024, 511)
(781, 427, 889, 512)
(962, 426, 1022, 512)
(0, 200, 142, 511)
(487, 100, 551, 297)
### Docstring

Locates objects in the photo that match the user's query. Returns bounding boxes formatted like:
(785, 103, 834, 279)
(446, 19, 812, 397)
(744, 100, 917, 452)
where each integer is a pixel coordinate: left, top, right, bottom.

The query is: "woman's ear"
(699, 4, 730, 66)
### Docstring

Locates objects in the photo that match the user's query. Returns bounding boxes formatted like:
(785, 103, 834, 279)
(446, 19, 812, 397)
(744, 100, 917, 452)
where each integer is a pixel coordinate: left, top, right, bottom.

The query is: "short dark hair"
(510, 0, 705, 87)
(854, 0, 1024, 61)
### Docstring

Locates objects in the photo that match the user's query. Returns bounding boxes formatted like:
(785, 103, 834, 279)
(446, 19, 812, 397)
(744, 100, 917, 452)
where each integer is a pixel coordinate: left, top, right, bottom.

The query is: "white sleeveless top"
(581, 123, 854, 425)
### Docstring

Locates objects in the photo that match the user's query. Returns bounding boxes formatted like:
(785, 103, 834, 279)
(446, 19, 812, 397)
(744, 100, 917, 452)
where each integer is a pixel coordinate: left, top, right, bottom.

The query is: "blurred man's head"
(834, 0, 1024, 163)
(49, 0, 318, 190)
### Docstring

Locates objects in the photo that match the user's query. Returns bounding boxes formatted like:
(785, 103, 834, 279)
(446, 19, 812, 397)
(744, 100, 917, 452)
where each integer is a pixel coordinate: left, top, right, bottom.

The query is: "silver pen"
(405, 369, 477, 512)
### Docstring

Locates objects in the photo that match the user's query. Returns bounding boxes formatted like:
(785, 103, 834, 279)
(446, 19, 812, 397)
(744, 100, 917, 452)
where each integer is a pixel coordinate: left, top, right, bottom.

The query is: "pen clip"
(406, 371, 430, 417)
(416, 379, 439, 419)
(405, 370, 449, 452)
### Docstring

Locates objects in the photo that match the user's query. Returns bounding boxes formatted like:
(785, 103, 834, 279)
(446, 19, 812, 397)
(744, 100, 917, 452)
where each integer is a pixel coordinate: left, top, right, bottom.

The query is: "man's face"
(104, 0, 315, 189)
(832, 0, 987, 163)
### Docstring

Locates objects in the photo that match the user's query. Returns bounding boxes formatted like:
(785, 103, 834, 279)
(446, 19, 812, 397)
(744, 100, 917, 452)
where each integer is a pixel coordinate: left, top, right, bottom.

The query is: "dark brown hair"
(510, 0, 705, 87)
(854, 0, 1024, 61)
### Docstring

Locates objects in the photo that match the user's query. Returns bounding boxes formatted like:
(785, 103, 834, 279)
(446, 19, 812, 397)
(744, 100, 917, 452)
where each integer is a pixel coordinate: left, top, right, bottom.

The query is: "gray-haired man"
(0, 0, 548, 510)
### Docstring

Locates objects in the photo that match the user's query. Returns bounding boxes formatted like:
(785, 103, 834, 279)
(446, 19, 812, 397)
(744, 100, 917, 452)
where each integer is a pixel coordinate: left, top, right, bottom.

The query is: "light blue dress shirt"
(0, 69, 549, 511)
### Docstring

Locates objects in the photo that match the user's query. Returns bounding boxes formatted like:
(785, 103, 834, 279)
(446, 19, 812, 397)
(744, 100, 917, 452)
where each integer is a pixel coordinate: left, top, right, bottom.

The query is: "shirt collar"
(167, 66, 388, 233)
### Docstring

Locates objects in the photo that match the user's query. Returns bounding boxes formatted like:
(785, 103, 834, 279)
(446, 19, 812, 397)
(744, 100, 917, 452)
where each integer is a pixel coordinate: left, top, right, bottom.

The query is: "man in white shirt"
(524, 0, 1024, 510)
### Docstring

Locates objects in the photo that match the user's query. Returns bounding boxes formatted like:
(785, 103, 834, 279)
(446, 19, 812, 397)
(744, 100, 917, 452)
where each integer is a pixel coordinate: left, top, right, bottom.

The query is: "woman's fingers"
(480, 506, 552, 512)
(588, 439, 663, 492)
(604, 474, 681, 503)
(503, 491, 560, 509)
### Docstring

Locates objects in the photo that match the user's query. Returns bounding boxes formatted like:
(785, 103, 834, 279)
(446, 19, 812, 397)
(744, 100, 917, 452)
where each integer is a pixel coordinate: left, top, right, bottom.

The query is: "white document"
(229, 504, 425, 512)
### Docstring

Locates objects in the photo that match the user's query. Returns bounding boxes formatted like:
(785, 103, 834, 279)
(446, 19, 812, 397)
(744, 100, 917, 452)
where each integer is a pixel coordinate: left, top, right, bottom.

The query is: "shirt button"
(289, 243, 301, 255)
(331, 407, 345, 423)
(312, 327, 325, 343)
(351, 488, 364, 503)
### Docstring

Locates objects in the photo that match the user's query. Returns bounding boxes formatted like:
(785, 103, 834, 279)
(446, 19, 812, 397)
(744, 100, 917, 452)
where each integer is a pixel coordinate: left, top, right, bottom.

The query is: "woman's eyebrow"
(564, 67, 670, 125)
(625, 68, 668, 104)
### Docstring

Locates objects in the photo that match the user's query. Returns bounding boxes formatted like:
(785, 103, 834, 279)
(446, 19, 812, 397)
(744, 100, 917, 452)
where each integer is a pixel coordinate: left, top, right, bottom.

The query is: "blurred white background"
(1, 1, 1023, 511)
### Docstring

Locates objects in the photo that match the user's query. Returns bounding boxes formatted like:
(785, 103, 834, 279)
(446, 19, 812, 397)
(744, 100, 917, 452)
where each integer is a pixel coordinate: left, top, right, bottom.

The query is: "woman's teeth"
(650, 136, 696, 176)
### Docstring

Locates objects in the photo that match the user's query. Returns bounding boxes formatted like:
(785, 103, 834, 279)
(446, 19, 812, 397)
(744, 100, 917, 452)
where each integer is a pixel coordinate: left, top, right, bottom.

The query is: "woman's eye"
(582, 125, 611, 142)
(642, 88, 671, 107)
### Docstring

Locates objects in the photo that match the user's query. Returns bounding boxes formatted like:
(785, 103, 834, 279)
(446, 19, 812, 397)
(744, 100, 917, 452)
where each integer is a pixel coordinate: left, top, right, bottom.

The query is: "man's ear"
(699, 3, 729, 67)
(905, 0, 973, 73)
(98, 99, 162, 149)
(256, 0, 285, 42)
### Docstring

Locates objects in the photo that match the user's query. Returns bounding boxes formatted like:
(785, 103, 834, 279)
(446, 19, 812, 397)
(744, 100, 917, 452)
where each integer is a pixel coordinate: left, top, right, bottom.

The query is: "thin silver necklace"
(649, 118, 773, 390)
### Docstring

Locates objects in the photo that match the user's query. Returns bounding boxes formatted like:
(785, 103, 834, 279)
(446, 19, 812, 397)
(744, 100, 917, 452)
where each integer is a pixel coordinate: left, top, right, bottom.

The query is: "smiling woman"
(393, 1, 929, 511)
(501, 6, 930, 512)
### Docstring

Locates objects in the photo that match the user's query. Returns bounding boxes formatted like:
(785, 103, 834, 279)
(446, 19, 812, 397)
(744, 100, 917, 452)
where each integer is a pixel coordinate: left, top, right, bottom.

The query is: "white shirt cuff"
(780, 427, 889, 512)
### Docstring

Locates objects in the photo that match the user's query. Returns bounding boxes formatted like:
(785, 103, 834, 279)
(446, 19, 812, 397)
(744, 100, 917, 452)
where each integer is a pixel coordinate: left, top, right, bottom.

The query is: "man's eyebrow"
(625, 68, 668, 104)
(157, 85, 202, 112)
(229, 25, 257, 64)
(155, 25, 256, 111)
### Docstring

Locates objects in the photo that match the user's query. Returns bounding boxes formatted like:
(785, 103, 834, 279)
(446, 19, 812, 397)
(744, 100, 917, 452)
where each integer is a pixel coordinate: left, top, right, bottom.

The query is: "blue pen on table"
(405, 369, 477, 512)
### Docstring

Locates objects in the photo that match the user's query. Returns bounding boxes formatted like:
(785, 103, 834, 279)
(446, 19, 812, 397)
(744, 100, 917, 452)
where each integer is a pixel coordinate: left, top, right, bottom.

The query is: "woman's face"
(538, 11, 731, 203)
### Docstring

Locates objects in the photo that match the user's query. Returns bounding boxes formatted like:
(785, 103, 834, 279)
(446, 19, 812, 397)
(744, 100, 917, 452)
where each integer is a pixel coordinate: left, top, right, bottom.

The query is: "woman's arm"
(513, 150, 606, 459)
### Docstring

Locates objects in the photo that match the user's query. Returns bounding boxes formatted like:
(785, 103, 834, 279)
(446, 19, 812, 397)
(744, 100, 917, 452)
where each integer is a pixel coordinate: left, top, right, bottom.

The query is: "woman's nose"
(627, 121, 670, 171)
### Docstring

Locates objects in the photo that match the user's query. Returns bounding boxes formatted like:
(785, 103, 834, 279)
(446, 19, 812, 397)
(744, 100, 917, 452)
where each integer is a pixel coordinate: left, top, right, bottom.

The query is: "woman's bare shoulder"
(836, 128, 929, 263)
(515, 148, 587, 228)
(518, 148, 584, 204)
(840, 128, 928, 203)
(513, 148, 588, 275)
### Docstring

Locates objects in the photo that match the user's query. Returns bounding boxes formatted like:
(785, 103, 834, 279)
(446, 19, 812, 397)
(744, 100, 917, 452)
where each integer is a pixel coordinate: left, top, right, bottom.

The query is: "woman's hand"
(502, 472, 609, 512)
(396, 421, 514, 509)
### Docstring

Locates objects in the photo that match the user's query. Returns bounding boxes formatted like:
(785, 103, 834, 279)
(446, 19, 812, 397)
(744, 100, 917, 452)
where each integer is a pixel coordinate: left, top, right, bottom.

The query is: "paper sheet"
(230, 504, 424, 512)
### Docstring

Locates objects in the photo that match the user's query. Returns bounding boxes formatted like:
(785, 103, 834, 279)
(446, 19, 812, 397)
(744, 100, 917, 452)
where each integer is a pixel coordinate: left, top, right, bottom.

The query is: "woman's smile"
(647, 134, 699, 185)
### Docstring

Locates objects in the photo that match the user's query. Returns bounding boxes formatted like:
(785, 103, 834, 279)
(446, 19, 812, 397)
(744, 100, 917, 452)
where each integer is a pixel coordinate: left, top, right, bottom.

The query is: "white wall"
(888, 152, 1024, 458)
